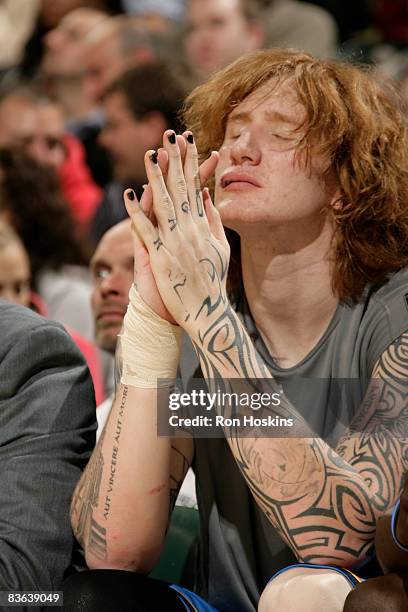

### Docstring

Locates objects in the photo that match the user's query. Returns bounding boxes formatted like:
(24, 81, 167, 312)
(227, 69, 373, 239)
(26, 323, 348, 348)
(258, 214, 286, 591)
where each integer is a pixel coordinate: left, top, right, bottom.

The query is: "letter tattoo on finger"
(154, 237, 163, 251)
(181, 201, 190, 214)
(168, 217, 177, 231)
(196, 190, 204, 217)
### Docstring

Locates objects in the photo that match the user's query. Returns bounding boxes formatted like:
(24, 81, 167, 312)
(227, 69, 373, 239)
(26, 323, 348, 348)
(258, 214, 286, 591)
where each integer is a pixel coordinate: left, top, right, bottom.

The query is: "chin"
(96, 332, 118, 355)
(216, 201, 260, 230)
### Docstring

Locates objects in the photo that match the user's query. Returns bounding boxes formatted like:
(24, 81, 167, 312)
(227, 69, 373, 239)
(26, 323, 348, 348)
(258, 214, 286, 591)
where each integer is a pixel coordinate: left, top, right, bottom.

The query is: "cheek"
(90, 289, 100, 312)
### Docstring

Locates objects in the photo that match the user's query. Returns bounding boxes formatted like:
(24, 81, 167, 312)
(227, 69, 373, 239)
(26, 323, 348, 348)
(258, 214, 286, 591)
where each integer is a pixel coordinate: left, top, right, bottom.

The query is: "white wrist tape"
(119, 285, 183, 388)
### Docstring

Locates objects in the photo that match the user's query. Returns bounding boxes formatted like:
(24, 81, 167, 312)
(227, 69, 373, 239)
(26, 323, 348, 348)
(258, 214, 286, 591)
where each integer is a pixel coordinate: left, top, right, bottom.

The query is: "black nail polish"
(127, 189, 135, 200)
(150, 150, 158, 164)
(187, 133, 194, 144)
(168, 132, 176, 144)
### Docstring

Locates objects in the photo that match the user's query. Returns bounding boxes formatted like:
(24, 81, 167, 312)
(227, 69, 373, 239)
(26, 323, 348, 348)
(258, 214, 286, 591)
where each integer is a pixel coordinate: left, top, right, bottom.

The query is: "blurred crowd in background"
(0, 0, 406, 402)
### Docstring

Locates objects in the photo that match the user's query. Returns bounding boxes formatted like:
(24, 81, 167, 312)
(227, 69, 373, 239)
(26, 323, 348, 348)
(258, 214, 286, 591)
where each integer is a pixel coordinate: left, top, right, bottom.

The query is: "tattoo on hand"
(154, 237, 163, 251)
(196, 189, 204, 217)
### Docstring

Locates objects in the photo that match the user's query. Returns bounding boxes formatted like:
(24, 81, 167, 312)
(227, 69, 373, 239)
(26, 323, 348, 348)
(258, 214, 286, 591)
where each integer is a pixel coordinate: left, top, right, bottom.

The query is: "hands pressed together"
(123, 130, 230, 343)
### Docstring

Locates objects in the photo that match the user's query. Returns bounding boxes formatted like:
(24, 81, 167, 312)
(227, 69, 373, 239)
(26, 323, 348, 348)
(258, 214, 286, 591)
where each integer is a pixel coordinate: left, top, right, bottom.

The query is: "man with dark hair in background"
(92, 60, 185, 243)
(84, 16, 159, 105)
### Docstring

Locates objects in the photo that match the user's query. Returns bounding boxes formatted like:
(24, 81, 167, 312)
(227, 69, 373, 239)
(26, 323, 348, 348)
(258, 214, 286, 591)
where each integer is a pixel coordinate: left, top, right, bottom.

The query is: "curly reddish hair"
(183, 48, 408, 301)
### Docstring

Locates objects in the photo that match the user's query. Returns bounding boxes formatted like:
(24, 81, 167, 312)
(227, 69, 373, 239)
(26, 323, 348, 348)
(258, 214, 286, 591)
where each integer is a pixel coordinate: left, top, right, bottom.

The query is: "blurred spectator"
(89, 218, 133, 429)
(262, 0, 338, 57)
(0, 87, 39, 149)
(0, 218, 105, 404)
(84, 15, 158, 104)
(0, 0, 40, 73)
(93, 60, 185, 242)
(0, 149, 94, 341)
(184, 0, 265, 83)
(41, 7, 112, 187)
(0, 220, 31, 307)
(91, 219, 133, 355)
(41, 7, 108, 122)
(20, 0, 123, 80)
(0, 88, 102, 235)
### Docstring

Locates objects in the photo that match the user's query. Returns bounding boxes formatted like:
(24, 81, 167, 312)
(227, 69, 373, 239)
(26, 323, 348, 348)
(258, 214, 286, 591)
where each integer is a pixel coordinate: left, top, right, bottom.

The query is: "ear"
(330, 189, 343, 211)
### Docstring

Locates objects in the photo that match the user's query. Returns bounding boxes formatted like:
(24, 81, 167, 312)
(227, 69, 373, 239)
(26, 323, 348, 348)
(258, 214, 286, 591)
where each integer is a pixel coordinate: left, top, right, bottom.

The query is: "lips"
(97, 308, 126, 322)
(220, 172, 262, 189)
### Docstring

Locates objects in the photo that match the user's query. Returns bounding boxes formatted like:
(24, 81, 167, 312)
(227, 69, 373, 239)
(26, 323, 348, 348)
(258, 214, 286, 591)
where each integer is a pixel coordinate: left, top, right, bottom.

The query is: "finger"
(123, 188, 163, 254)
(139, 184, 157, 225)
(144, 149, 179, 240)
(183, 131, 209, 227)
(163, 130, 195, 225)
(203, 187, 226, 243)
(140, 183, 152, 214)
(157, 147, 169, 179)
(199, 151, 219, 186)
(176, 134, 187, 162)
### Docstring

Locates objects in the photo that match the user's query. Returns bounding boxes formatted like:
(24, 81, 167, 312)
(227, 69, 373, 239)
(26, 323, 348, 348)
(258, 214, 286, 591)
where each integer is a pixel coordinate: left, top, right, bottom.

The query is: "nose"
(229, 130, 261, 166)
(99, 270, 125, 298)
(44, 28, 62, 51)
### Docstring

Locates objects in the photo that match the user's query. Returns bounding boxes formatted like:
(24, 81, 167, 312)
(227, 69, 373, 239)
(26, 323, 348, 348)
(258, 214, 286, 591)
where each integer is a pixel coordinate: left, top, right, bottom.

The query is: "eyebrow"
(90, 258, 106, 271)
(227, 108, 298, 126)
(90, 256, 134, 270)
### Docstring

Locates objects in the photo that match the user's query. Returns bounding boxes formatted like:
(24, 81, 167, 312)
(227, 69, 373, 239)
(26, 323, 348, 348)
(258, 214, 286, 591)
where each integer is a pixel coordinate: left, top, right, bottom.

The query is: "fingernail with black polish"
(168, 132, 176, 144)
(127, 189, 135, 200)
(150, 150, 158, 164)
(187, 133, 194, 144)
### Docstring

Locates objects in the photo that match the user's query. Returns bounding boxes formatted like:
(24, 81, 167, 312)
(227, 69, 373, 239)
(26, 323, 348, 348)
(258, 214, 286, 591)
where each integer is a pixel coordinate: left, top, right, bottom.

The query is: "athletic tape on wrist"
(119, 285, 183, 388)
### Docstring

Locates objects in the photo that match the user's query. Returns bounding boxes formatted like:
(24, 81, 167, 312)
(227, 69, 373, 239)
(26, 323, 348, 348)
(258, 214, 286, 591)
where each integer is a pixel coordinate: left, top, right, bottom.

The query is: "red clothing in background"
(59, 134, 102, 234)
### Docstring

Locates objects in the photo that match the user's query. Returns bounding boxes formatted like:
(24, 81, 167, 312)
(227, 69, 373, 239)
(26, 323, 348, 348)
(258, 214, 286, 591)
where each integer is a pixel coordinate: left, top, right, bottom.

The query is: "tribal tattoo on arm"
(188, 250, 408, 566)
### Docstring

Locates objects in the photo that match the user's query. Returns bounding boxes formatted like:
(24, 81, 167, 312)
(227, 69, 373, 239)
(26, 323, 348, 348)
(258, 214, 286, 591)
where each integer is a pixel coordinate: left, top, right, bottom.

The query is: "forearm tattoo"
(70, 427, 107, 561)
(71, 385, 129, 561)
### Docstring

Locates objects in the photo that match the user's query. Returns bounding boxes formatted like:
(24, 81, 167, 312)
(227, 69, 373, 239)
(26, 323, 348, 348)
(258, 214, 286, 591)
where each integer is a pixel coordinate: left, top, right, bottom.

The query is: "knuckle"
(175, 177, 187, 195)
(189, 150, 199, 164)
(160, 195, 173, 210)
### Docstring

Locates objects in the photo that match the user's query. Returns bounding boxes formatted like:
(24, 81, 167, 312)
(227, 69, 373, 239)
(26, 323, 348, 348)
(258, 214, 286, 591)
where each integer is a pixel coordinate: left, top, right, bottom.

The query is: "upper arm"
(335, 331, 408, 511)
(0, 322, 96, 589)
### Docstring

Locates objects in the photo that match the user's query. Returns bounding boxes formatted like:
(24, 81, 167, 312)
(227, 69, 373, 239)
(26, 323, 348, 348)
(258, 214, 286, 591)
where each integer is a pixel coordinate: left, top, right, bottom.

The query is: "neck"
(240, 219, 338, 367)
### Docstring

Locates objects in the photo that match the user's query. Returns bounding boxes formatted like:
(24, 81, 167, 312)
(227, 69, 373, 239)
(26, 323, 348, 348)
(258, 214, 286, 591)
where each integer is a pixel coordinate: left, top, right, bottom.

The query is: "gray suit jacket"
(0, 301, 96, 607)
